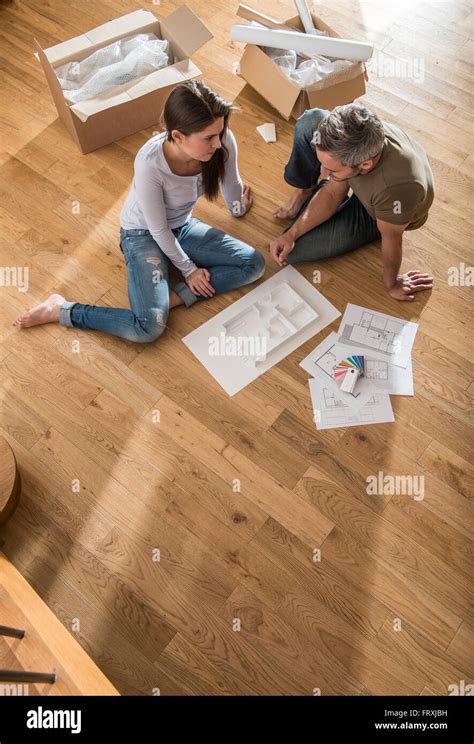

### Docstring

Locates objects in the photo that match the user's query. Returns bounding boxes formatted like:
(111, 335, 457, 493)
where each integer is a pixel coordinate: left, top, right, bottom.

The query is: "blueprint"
(336, 304, 418, 368)
(309, 379, 395, 430)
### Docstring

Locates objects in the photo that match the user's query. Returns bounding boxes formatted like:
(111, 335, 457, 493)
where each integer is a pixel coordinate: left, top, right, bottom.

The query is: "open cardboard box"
(34, 5, 213, 154)
(236, 6, 368, 120)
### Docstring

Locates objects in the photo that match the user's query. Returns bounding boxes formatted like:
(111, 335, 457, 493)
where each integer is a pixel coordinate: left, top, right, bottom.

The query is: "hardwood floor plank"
(317, 526, 462, 651)
(295, 467, 473, 621)
(374, 618, 471, 695)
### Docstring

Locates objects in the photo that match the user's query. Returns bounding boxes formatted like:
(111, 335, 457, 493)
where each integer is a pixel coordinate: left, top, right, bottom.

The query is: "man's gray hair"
(311, 104, 385, 167)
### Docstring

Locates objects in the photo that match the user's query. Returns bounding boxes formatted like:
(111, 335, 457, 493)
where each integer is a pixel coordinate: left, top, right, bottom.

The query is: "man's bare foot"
(273, 187, 314, 220)
(12, 293, 65, 328)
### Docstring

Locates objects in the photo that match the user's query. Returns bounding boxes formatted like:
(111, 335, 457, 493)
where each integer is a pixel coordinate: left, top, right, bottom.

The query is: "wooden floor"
(0, 0, 472, 695)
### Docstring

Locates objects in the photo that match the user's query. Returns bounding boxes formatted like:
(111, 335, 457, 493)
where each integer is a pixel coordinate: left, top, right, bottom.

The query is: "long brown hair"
(161, 80, 238, 200)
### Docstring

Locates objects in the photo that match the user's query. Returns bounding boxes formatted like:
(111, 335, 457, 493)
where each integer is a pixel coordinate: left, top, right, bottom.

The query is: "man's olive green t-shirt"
(348, 122, 434, 230)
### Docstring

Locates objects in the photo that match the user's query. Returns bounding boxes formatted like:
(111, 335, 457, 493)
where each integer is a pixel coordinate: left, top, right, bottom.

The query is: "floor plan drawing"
(365, 359, 389, 379)
(309, 379, 395, 429)
(336, 304, 418, 368)
(313, 344, 338, 377)
(299, 332, 340, 382)
(320, 387, 386, 426)
(221, 282, 318, 365)
(349, 310, 404, 353)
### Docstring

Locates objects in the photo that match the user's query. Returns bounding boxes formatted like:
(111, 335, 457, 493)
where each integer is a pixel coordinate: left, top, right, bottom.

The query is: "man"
(270, 104, 434, 301)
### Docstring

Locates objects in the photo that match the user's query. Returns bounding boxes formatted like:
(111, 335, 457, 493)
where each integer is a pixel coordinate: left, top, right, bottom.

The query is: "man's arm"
(288, 179, 350, 240)
(378, 219, 407, 290)
(270, 180, 349, 264)
(377, 218, 433, 301)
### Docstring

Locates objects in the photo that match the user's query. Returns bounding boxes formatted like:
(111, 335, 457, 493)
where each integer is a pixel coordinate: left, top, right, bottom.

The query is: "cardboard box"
(236, 7, 367, 120)
(35, 6, 213, 154)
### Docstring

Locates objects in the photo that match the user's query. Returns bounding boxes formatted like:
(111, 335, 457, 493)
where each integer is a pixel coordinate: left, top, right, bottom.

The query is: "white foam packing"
(55, 32, 170, 103)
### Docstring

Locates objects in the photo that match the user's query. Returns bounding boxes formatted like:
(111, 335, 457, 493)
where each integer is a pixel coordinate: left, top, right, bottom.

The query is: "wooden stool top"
(0, 437, 20, 525)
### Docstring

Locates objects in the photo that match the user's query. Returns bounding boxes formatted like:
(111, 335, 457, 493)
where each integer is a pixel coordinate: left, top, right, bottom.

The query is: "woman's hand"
(186, 268, 215, 297)
(241, 184, 253, 213)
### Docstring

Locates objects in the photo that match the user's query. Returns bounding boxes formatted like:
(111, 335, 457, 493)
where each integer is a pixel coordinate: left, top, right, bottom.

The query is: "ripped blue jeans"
(59, 217, 265, 343)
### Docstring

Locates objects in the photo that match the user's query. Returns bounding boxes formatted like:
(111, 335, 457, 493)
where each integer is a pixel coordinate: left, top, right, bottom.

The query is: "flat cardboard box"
(236, 7, 367, 120)
(35, 6, 213, 154)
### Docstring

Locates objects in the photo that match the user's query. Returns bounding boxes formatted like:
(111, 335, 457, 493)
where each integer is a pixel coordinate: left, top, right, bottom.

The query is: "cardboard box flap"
(33, 39, 82, 146)
(160, 4, 212, 59)
(126, 58, 202, 99)
(240, 44, 301, 120)
(69, 59, 202, 123)
(85, 9, 159, 45)
(34, 10, 161, 68)
(70, 91, 132, 123)
(237, 3, 298, 32)
(306, 72, 366, 110)
(34, 35, 91, 66)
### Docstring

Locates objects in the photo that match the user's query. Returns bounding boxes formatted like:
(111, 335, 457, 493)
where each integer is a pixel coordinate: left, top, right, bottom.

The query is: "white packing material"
(262, 46, 355, 87)
(55, 33, 170, 103)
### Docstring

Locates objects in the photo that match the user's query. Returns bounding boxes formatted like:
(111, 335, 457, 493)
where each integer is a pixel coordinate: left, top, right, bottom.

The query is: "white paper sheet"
(308, 378, 395, 430)
(299, 332, 377, 413)
(256, 122, 276, 142)
(182, 265, 341, 396)
(335, 304, 418, 369)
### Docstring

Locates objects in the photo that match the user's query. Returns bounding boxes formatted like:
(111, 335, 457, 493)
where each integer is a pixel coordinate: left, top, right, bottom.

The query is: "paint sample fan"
(333, 355, 365, 393)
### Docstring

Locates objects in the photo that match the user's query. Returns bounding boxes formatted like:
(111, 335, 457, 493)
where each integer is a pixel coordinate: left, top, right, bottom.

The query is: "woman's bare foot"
(273, 187, 314, 220)
(169, 289, 184, 309)
(12, 293, 66, 328)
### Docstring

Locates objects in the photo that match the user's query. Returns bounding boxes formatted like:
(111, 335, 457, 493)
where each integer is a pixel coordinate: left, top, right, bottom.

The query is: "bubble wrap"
(55, 33, 170, 103)
(262, 46, 354, 88)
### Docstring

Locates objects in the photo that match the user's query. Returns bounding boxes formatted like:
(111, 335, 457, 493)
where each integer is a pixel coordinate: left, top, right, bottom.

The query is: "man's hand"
(389, 270, 434, 301)
(269, 232, 295, 265)
(186, 268, 215, 297)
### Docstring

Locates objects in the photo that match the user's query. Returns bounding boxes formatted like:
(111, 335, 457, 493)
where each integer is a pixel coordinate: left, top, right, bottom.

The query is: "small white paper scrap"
(256, 123, 276, 143)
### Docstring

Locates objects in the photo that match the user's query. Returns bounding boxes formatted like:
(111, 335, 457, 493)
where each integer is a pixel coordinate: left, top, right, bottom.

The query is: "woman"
(12, 81, 265, 341)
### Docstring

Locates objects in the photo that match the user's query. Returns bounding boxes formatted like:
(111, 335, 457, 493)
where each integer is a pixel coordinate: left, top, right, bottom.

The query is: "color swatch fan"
(333, 355, 365, 393)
